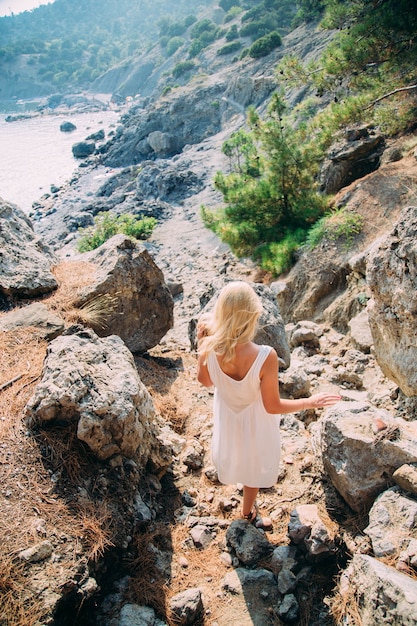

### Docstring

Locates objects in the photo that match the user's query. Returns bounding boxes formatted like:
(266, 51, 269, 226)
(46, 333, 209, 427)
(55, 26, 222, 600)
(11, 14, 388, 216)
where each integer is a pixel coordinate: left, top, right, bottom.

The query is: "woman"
(197, 281, 340, 525)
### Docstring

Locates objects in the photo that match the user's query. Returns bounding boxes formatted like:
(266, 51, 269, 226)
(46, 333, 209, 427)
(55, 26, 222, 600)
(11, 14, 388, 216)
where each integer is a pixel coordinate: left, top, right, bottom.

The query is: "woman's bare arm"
(260, 349, 341, 414)
(197, 353, 213, 387)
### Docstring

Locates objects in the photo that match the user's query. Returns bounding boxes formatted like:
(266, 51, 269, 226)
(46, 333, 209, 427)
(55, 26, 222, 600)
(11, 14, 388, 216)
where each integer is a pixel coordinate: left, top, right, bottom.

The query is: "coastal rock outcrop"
(0, 198, 58, 300)
(76, 234, 174, 354)
(366, 205, 417, 396)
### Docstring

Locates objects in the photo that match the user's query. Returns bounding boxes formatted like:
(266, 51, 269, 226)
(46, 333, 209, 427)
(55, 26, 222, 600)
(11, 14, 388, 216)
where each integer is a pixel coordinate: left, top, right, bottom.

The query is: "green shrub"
(190, 18, 217, 39)
(172, 60, 195, 77)
(166, 36, 185, 56)
(224, 6, 242, 23)
(217, 41, 242, 56)
(255, 230, 306, 275)
(225, 25, 239, 41)
(240, 18, 274, 40)
(188, 39, 206, 58)
(305, 209, 363, 250)
(184, 15, 197, 28)
(249, 31, 281, 58)
(219, 0, 240, 11)
(77, 212, 157, 252)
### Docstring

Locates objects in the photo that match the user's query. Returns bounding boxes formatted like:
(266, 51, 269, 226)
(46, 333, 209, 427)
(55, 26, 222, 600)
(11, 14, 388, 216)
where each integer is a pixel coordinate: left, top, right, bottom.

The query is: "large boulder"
(76, 235, 174, 353)
(273, 242, 350, 324)
(72, 141, 96, 158)
(24, 326, 172, 470)
(311, 402, 417, 512)
(0, 198, 58, 299)
(339, 554, 417, 625)
(366, 206, 417, 396)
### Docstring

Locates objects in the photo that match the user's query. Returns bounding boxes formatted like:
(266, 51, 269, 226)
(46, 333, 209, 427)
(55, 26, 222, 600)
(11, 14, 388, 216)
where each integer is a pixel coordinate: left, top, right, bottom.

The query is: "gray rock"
(279, 365, 311, 399)
(0, 199, 58, 297)
(77, 234, 174, 354)
(19, 541, 54, 563)
(277, 569, 297, 594)
(221, 567, 276, 594)
(367, 206, 417, 396)
(24, 326, 173, 470)
(169, 588, 203, 626)
(339, 554, 417, 625)
(181, 438, 204, 470)
(320, 127, 385, 194)
(288, 504, 336, 558)
(226, 519, 273, 566)
(348, 307, 373, 353)
(0, 302, 64, 340)
(364, 487, 417, 557)
(311, 403, 417, 512)
(190, 525, 214, 549)
(269, 545, 298, 574)
(277, 593, 299, 623)
(60, 121, 76, 132)
(72, 141, 96, 158)
(119, 604, 165, 626)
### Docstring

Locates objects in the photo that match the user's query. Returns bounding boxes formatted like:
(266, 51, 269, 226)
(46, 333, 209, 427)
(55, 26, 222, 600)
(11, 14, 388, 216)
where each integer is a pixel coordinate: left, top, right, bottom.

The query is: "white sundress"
(207, 345, 281, 489)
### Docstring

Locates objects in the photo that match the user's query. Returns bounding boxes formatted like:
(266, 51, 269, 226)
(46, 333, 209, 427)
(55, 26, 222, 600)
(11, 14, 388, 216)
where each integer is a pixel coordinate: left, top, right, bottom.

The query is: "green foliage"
(255, 230, 306, 275)
(77, 212, 157, 253)
(204, 93, 328, 274)
(0, 0, 206, 91)
(225, 25, 239, 41)
(222, 129, 258, 175)
(166, 36, 185, 56)
(224, 6, 242, 23)
(240, 18, 274, 40)
(172, 60, 195, 78)
(292, 0, 326, 27)
(305, 209, 363, 250)
(248, 31, 281, 58)
(190, 18, 218, 40)
(277, 0, 417, 138)
(217, 41, 242, 56)
(219, 0, 240, 11)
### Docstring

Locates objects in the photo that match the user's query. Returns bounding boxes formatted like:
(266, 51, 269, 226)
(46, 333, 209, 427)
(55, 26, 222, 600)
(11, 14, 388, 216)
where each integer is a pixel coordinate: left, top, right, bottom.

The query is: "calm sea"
(0, 109, 121, 213)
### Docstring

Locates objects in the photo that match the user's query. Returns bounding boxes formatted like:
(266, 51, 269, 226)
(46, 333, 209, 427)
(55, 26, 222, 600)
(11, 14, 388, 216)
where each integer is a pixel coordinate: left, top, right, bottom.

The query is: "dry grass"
(44, 260, 119, 328)
(125, 524, 172, 619)
(75, 502, 115, 562)
(330, 582, 363, 626)
(0, 323, 113, 622)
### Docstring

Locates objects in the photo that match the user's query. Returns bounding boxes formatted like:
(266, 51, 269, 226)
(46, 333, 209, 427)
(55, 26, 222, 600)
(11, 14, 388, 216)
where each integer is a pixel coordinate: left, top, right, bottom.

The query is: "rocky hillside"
(1, 9, 417, 626)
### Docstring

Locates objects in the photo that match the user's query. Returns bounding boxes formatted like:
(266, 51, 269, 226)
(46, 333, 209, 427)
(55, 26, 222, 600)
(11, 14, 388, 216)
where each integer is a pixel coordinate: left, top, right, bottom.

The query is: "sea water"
(0, 109, 121, 213)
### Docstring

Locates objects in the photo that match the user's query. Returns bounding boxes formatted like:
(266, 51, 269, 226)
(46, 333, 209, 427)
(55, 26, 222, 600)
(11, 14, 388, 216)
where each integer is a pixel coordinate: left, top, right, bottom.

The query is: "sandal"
(242, 507, 257, 523)
(242, 504, 273, 531)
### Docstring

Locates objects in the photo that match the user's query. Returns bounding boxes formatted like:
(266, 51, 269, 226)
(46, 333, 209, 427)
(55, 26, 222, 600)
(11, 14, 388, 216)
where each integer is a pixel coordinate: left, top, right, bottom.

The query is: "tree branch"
(364, 84, 417, 110)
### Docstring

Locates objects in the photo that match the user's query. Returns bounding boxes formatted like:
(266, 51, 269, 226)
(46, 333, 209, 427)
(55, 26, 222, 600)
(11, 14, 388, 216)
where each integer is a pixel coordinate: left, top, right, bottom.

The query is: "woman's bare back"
(216, 341, 261, 381)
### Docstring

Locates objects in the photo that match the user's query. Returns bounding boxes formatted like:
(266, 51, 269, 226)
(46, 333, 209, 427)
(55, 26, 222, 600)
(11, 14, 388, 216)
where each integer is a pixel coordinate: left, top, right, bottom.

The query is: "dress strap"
(251, 345, 272, 379)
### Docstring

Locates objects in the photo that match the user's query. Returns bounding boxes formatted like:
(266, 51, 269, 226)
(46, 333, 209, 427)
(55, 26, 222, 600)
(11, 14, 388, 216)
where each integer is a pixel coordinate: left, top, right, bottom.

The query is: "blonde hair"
(198, 281, 262, 362)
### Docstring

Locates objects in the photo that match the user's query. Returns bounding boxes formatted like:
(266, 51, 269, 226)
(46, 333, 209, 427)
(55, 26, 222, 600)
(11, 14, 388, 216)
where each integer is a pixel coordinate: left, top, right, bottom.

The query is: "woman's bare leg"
(242, 486, 259, 517)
